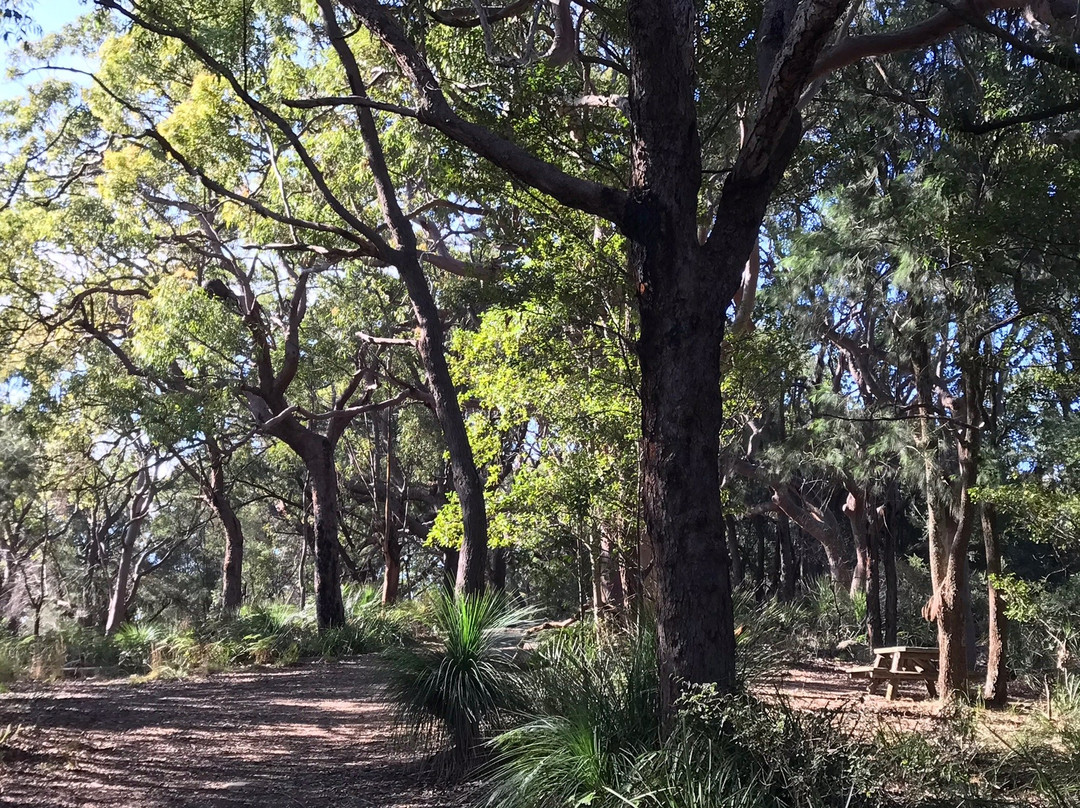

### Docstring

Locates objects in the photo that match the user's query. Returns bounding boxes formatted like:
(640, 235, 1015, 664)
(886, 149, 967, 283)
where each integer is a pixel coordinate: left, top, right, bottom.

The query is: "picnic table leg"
(922, 661, 939, 699)
(867, 654, 886, 696)
(885, 652, 903, 701)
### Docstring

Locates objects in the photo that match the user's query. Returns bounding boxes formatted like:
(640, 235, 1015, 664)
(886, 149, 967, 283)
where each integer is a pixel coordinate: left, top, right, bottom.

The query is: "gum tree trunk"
(206, 440, 244, 614)
(845, 489, 870, 597)
(105, 471, 152, 635)
(983, 503, 1009, 705)
(305, 439, 346, 628)
(937, 422, 979, 700)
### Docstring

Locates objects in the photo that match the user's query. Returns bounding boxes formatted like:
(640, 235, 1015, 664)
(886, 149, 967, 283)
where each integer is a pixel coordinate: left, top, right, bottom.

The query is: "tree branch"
(340, 0, 628, 226)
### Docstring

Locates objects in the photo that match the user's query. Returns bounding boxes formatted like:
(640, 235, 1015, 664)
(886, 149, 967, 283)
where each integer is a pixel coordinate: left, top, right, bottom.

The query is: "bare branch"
(281, 95, 420, 117)
(813, 0, 1009, 80)
(357, 332, 418, 347)
(340, 0, 628, 226)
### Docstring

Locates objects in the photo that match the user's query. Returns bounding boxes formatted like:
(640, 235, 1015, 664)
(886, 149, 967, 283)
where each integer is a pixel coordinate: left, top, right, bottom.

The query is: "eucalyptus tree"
(0, 413, 54, 634)
(50, 0, 500, 596)
(13, 0, 1080, 704)
(298, 0, 1080, 707)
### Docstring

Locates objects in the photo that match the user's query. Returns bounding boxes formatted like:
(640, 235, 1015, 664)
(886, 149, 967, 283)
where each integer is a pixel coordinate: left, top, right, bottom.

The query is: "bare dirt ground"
(0, 657, 475, 808)
(762, 659, 1039, 741)
(0, 655, 1042, 808)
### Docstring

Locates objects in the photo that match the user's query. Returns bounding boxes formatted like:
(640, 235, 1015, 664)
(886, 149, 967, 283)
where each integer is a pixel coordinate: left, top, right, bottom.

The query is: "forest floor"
(765, 659, 1040, 742)
(0, 657, 476, 808)
(0, 656, 1042, 808)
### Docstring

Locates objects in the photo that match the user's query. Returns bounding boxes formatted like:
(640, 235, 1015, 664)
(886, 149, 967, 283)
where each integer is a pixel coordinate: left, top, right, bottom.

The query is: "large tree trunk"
(845, 489, 870, 597)
(936, 548, 971, 699)
(627, 0, 744, 712)
(937, 431, 979, 700)
(639, 300, 736, 709)
(105, 472, 152, 635)
(982, 503, 1008, 705)
(215, 495, 245, 615)
(305, 440, 346, 629)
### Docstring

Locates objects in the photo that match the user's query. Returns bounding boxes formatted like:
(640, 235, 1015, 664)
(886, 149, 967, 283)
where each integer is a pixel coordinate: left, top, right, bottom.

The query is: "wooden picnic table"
(849, 645, 940, 700)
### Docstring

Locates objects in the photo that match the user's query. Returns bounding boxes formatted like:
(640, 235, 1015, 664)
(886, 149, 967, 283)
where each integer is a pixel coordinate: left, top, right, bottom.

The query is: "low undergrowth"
(383, 598, 1080, 808)
(0, 584, 414, 683)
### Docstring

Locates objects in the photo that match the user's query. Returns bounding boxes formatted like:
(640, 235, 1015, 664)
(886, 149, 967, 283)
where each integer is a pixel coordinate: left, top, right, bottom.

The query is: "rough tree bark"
(304, 437, 346, 628)
(206, 439, 244, 614)
(936, 398, 981, 700)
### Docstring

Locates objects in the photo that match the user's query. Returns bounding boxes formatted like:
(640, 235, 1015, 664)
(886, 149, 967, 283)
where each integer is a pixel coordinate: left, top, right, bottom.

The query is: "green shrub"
(731, 589, 805, 681)
(113, 623, 166, 673)
(386, 590, 532, 764)
(485, 620, 659, 807)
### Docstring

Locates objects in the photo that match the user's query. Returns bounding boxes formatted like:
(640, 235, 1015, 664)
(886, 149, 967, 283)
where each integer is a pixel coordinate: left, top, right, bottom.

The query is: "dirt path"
(0, 655, 1041, 807)
(0, 657, 474, 808)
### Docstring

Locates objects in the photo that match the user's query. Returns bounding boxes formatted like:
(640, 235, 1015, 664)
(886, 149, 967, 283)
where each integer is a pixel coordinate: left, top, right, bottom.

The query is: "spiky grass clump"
(112, 623, 167, 673)
(484, 620, 659, 807)
(386, 590, 531, 764)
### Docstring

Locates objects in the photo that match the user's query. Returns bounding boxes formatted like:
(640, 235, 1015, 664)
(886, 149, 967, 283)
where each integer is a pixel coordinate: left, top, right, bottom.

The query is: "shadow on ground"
(0, 657, 473, 808)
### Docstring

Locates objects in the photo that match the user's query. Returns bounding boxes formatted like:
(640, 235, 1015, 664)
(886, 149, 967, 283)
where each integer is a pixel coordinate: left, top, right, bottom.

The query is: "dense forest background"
(1, 0, 1080, 802)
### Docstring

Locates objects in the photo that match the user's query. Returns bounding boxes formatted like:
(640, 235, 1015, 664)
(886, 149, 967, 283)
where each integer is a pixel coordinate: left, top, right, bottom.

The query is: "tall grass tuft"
(484, 620, 659, 807)
(386, 590, 531, 765)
